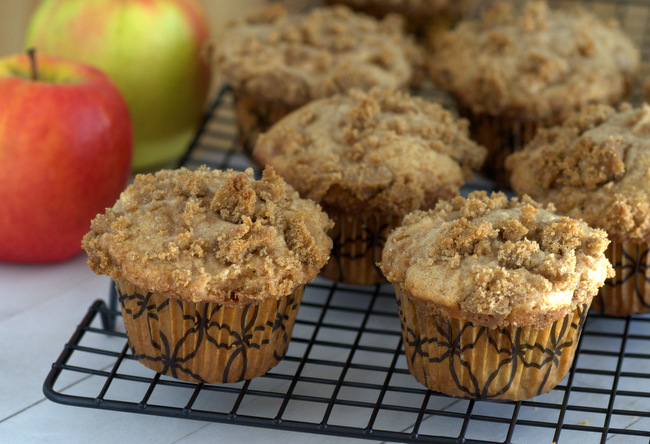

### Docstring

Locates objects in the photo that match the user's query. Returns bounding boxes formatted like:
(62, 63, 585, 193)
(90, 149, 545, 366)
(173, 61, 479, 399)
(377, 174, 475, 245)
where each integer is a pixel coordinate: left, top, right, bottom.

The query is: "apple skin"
(25, 0, 212, 171)
(0, 53, 133, 263)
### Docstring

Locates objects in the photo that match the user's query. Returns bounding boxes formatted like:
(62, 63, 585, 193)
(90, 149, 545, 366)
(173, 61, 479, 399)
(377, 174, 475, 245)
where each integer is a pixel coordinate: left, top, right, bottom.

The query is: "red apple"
(0, 51, 132, 263)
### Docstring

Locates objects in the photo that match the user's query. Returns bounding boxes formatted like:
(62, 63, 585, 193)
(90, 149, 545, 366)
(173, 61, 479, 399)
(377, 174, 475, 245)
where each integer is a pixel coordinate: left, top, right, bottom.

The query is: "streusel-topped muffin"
(214, 4, 423, 158)
(379, 191, 613, 400)
(507, 103, 650, 315)
(83, 166, 332, 383)
(428, 0, 640, 185)
(254, 88, 486, 284)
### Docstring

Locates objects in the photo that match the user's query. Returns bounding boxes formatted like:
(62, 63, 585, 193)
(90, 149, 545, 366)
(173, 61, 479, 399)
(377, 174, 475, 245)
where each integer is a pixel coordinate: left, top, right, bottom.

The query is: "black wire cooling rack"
(43, 86, 650, 444)
(43, 1, 650, 442)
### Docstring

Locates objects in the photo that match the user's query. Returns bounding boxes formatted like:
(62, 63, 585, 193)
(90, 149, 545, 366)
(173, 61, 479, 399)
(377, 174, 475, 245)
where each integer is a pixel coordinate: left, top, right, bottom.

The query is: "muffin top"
(253, 88, 487, 216)
(428, 1, 640, 119)
(379, 191, 613, 329)
(82, 167, 333, 305)
(507, 103, 650, 244)
(214, 5, 422, 108)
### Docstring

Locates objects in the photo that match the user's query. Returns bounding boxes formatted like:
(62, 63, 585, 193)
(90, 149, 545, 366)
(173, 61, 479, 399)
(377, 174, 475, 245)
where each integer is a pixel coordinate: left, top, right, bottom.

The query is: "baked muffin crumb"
(507, 104, 650, 243)
(215, 5, 423, 107)
(380, 191, 613, 328)
(428, 1, 640, 119)
(83, 166, 333, 305)
(254, 88, 486, 215)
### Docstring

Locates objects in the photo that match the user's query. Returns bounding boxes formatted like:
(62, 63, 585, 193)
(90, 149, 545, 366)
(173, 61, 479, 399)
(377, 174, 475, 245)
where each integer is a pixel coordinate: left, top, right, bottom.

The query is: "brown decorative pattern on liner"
(233, 92, 297, 160)
(117, 281, 304, 384)
(320, 212, 401, 285)
(396, 287, 589, 400)
(454, 100, 562, 188)
(593, 240, 650, 316)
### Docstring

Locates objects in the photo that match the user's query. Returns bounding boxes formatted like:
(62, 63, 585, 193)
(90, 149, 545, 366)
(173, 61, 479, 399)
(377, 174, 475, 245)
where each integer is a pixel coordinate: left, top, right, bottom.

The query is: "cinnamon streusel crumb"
(82, 166, 333, 305)
(507, 104, 650, 243)
(254, 88, 486, 215)
(214, 5, 423, 108)
(428, 0, 639, 119)
(379, 191, 613, 328)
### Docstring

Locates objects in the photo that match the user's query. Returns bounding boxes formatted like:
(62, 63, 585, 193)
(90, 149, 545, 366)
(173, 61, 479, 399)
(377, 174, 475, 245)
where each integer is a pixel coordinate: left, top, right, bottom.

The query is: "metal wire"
(42, 86, 650, 442)
(43, 281, 650, 443)
(42, 2, 650, 437)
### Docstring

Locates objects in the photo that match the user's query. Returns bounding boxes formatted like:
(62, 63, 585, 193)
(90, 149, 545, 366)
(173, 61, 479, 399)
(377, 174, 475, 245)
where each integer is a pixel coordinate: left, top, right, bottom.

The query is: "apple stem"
(26, 48, 38, 81)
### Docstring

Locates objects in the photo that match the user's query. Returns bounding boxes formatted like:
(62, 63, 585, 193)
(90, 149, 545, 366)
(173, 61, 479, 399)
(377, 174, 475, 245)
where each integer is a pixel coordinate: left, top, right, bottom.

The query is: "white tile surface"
(0, 254, 93, 322)
(1, 247, 649, 443)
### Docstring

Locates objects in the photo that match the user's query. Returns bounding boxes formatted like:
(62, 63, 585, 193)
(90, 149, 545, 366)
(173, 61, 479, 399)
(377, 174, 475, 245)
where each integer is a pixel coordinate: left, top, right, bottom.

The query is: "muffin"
(82, 166, 332, 383)
(428, 0, 640, 186)
(379, 191, 613, 400)
(507, 103, 650, 316)
(325, 0, 465, 45)
(214, 4, 423, 158)
(254, 88, 486, 285)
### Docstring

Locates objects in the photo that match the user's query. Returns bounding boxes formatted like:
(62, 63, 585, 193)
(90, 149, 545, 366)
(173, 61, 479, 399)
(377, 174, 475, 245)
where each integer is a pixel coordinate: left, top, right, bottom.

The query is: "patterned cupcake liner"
(394, 284, 589, 401)
(454, 101, 562, 188)
(320, 212, 402, 286)
(593, 240, 650, 316)
(115, 280, 304, 384)
(233, 91, 298, 161)
(421, 6, 465, 49)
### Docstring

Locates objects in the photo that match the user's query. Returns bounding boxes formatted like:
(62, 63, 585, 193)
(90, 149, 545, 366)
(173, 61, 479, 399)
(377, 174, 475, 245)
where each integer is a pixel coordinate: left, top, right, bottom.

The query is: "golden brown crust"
(82, 167, 333, 305)
(379, 191, 613, 329)
(214, 5, 424, 109)
(507, 103, 650, 244)
(254, 88, 486, 215)
(428, 1, 640, 119)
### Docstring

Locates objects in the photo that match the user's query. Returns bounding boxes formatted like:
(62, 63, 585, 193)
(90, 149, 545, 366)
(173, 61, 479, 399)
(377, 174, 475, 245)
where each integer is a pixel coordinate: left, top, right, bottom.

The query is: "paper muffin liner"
(233, 91, 298, 161)
(421, 7, 464, 49)
(115, 280, 304, 384)
(592, 239, 650, 316)
(454, 101, 562, 188)
(394, 284, 590, 401)
(320, 212, 402, 285)
(422, 16, 461, 49)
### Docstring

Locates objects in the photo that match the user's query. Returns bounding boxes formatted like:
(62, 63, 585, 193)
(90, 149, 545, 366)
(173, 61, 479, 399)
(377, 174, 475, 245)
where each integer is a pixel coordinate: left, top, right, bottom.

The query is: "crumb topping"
(507, 104, 650, 243)
(254, 88, 487, 215)
(428, 1, 640, 118)
(82, 167, 333, 305)
(214, 5, 423, 107)
(379, 191, 613, 328)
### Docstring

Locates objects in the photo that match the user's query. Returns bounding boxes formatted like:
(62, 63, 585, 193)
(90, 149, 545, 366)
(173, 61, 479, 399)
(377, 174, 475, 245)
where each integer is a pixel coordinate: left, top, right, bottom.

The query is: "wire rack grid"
(43, 86, 650, 444)
(44, 1, 650, 442)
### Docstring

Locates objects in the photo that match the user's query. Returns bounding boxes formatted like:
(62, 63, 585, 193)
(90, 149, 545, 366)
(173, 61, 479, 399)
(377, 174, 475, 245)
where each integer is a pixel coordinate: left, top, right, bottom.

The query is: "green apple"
(0, 51, 132, 262)
(25, 0, 212, 171)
